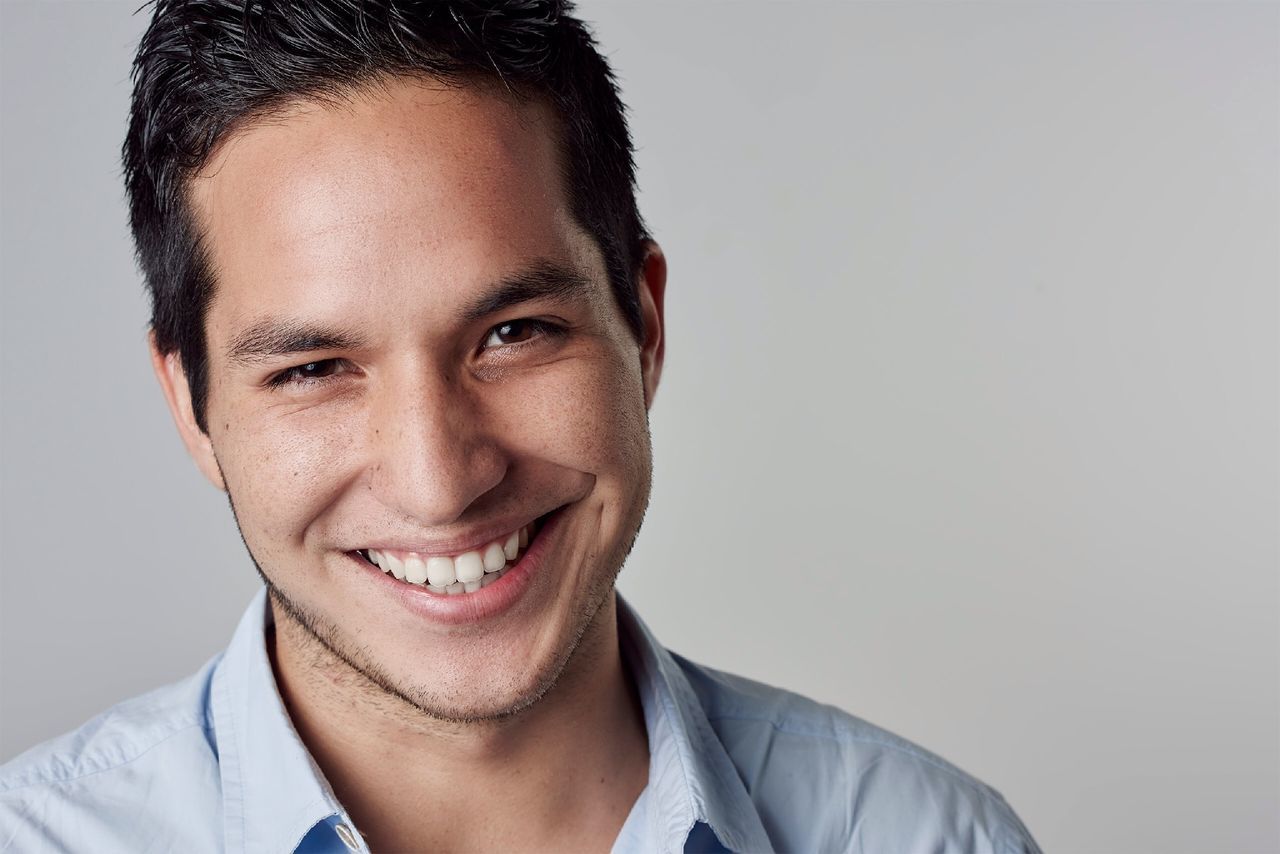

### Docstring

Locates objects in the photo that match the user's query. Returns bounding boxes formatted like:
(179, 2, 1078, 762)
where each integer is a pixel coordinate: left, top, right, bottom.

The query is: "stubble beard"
(224, 489, 649, 727)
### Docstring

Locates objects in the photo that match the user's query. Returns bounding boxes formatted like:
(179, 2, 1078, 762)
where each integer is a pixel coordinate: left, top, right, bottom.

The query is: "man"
(1, 2, 1039, 852)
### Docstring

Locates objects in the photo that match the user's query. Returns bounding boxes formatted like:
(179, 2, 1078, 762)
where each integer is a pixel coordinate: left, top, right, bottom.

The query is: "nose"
(367, 368, 508, 527)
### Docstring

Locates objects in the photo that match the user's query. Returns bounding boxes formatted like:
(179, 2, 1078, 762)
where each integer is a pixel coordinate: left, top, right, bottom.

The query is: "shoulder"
(0, 656, 224, 853)
(673, 653, 1041, 854)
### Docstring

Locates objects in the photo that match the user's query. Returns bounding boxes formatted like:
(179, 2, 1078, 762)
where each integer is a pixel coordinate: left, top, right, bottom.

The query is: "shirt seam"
(0, 717, 207, 793)
(711, 713, 1035, 850)
(215, 611, 247, 854)
(704, 712, 999, 800)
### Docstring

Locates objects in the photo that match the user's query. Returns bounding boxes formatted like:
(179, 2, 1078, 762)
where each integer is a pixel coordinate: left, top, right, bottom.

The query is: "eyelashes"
(482, 318, 566, 349)
(265, 318, 569, 390)
(266, 359, 348, 389)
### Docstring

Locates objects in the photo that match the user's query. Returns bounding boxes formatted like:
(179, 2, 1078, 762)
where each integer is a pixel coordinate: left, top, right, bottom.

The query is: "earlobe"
(636, 241, 667, 409)
(148, 332, 226, 492)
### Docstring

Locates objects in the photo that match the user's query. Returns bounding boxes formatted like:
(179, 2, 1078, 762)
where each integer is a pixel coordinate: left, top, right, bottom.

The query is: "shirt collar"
(616, 595, 774, 854)
(211, 586, 347, 853)
(209, 587, 773, 854)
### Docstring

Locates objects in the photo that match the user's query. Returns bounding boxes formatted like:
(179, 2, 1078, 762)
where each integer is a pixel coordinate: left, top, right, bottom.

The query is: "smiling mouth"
(355, 514, 546, 596)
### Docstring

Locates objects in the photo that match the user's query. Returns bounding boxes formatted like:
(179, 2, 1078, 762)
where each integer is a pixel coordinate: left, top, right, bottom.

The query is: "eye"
(267, 359, 347, 388)
(482, 319, 565, 350)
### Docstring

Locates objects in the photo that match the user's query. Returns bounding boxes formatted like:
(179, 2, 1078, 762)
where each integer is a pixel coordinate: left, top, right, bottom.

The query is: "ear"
(149, 331, 226, 491)
(635, 240, 667, 409)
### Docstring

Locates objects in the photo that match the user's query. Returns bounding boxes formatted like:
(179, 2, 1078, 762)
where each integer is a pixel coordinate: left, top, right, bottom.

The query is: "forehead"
(188, 77, 596, 334)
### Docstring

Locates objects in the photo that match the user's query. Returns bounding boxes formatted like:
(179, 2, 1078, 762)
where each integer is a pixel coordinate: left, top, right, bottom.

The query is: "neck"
(269, 592, 649, 853)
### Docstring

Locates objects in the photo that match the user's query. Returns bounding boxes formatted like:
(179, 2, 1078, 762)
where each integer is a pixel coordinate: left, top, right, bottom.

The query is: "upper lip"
(349, 508, 554, 558)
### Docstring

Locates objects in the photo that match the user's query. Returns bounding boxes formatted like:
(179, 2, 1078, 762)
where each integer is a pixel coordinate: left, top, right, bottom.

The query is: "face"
(153, 78, 665, 722)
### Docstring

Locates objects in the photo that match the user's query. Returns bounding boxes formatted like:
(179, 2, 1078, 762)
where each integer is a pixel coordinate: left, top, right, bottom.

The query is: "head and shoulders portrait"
(0, 3, 1275, 854)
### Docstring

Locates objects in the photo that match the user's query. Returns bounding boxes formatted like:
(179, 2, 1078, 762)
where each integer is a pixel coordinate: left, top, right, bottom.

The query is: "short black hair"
(124, 0, 647, 433)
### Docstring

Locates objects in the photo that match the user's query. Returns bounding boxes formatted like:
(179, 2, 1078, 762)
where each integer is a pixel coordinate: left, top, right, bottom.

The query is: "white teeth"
(368, 521, 531, 593)
(426, 556, 456, 587)
(385, 552, 406, 580)
(455, 551, 485, 583)
(483, 542, 507, 572)
(403, 556, 428, 585)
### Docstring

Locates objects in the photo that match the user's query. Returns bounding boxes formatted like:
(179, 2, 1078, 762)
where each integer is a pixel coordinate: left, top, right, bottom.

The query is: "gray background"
(2, 2, 1277, 852)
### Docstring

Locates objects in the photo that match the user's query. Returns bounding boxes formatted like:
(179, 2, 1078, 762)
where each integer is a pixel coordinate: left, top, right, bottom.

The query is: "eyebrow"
(224, 261, 596, 365)
(226, 320, 365, 366)
(459, 261, 596, 324)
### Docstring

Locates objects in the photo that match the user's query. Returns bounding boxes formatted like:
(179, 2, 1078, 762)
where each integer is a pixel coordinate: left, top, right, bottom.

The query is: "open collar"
(616, 595, 775, 854)
(209, 587, 773, 853)
(211, 587, 348, 853)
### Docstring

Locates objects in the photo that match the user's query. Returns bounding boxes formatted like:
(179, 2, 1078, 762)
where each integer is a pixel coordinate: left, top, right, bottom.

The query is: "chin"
(266, 568, 613, 725)
(388, 588, 618, 724)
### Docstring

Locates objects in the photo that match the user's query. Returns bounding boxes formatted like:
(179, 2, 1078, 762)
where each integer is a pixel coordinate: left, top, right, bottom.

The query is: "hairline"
(159, 69, 630, 365)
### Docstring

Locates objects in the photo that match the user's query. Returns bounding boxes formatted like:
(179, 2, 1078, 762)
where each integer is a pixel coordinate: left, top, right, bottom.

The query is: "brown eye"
(491, 320, 535, 345)
(268, 359, 345, 388)
(296, 361, 337, 378)
(482, 319, 565, 350)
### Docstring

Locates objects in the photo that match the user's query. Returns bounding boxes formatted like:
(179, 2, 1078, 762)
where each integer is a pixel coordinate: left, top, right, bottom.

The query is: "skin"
(150, 77, 666, 852)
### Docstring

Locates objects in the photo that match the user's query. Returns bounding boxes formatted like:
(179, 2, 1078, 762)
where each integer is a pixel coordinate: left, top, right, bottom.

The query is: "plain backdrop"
(2, 2, 1277, 852)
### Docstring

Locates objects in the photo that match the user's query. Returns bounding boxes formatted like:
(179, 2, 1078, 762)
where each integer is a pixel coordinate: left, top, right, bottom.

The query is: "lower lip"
(349, 507, 564, 626)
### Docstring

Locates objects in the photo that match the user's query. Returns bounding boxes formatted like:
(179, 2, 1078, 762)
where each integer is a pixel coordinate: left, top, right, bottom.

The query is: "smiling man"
(0, 2, 1039, 853)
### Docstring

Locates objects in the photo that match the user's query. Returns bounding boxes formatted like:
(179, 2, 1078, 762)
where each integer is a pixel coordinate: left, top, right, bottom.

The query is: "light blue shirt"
(1, 588, 1039, 852)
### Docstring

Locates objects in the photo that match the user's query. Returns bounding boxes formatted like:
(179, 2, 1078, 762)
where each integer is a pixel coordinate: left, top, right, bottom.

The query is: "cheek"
(214, 399, 368, 553)
(494, 347, 651, 490)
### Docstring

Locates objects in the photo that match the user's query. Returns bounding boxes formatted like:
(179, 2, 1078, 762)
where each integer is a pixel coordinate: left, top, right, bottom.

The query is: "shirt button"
(334, 822, 361, 852)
